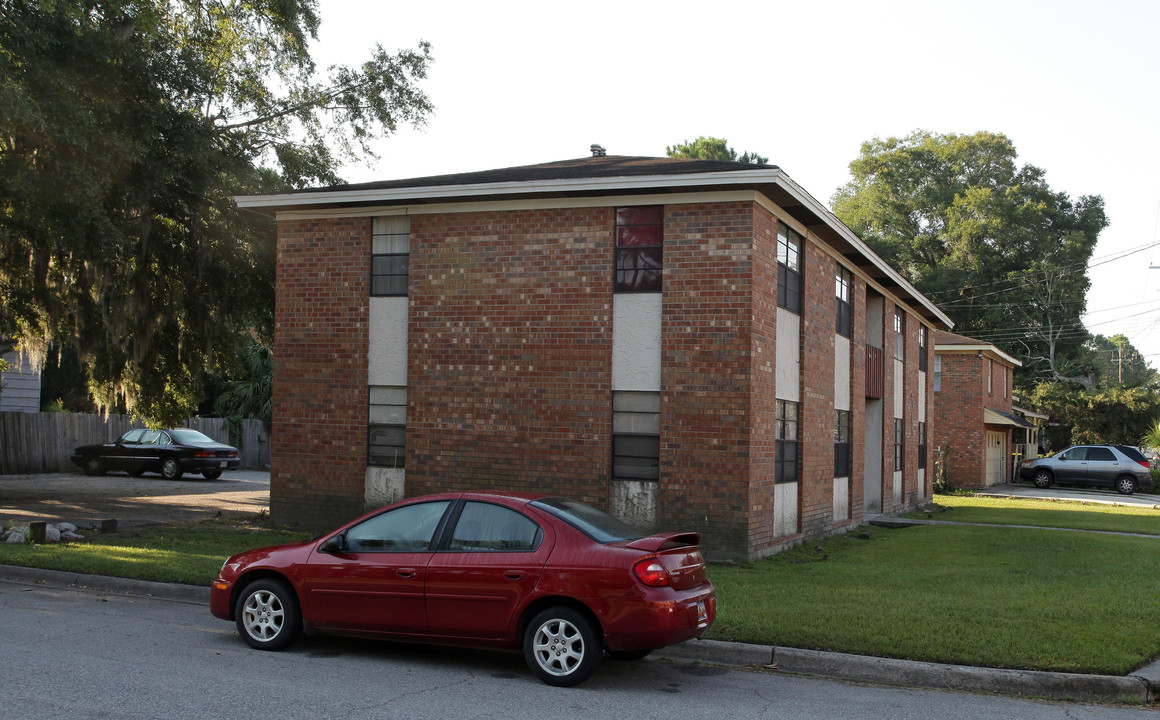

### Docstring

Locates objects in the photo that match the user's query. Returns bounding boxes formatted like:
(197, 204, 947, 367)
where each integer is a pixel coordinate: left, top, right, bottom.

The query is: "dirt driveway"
(0, 470, 270, 530)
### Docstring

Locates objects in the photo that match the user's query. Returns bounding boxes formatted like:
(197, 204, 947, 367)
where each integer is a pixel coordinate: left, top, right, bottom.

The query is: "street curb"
(659, 639, 1156, 705)
(3, 565, 1155, 705)
(0, 564, 208, 604)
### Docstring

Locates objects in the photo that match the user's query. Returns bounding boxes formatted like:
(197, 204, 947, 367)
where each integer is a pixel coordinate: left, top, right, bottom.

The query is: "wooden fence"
(0, 411, 269, 474)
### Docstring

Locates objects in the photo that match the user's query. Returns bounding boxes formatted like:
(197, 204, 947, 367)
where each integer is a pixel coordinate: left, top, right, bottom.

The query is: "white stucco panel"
(918, 371, 927, 422)
(834, 334, 851, 412)
(610, 480, 658, 532)
(893, 358, 904, 419)
(365, 467, 405, 509)
(833, 477, 849, 521)
(369, 296, 409, 386)
(776, 308, 801, 402)
(612, 293, 662, 392)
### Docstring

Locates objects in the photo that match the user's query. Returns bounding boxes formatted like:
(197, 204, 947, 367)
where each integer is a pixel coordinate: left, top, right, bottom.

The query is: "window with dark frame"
(612, 391, 660, 482)
(894, 418, 904, 472)
(934, 355, 942, 391)
(835, 265, 852, 337)
(776, 400, 800, 484)
(894, 310, 905, 361)
(614, 206, 663, 292)
(919, 326, 928, 372)
(834, 409, 851, 478)
(777, 224, 802, 313)
(368, 386, 406, 468)
(918, 421, 927, 470)
(371, 216, 410, 296)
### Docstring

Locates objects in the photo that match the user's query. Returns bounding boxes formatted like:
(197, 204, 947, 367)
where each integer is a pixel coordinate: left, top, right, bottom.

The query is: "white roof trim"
(935, 342, 1021, 367)
(237, 166, 952, 328)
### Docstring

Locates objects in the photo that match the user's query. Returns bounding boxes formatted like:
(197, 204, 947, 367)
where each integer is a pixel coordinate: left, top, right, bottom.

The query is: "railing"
(865, 345, 884, 399)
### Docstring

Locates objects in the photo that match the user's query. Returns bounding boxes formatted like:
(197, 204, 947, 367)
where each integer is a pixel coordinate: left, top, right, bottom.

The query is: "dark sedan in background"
(71, 428, 240, 480)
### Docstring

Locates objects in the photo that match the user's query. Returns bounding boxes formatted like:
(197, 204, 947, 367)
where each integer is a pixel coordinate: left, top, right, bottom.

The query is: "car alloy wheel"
(235, 579, 301, 651)
(83, 457, 105, 476)
(161, 457, 183, 480)
(1033, 469, 1052, 489)
(1116, 476, 1138, 495)
(524, 607, 600, 687)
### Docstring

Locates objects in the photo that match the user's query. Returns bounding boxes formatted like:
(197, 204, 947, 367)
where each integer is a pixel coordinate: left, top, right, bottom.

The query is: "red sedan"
(210, 491, 716, 686)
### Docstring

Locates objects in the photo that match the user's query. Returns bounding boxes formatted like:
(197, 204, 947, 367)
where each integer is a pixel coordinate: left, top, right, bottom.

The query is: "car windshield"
(169, 429, 215, 444)
(531, 497, 646, 544)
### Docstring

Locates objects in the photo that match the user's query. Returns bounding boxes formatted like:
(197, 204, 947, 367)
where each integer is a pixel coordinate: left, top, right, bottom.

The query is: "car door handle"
(396, 568, 418, 579)
(503, 570, 527, 582)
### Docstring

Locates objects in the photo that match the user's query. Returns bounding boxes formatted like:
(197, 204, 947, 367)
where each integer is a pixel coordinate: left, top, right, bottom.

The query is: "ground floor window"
(834, 409, 851, 478)
(612, 391, 660, 482)
(894, 418, 904, 472)
(776, 400, 800, 484)
(368, 386, 406, 468)
(918, 421, 927, 470)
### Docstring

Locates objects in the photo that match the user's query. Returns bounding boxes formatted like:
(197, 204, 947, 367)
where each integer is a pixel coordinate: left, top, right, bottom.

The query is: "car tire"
(524, 607, 601, 687)
(235, 578, 302, 651)
(1116, 476, 1137, 495)
(607, 648, 653, 661)
(161, 457, 183, 480)
(1032, 469, 1052, 489)
(202, 470, 223, 480)
(82, 456, 105, 476)
(130, 466, 146, 477)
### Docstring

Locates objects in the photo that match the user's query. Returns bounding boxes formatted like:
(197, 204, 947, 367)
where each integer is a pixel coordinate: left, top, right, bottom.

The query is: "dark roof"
(934, 330, 989, 346)
(300, 155, 780, 194)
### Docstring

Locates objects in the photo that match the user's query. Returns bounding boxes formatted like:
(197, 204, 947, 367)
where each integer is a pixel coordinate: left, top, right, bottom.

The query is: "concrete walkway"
(1, 564, 1156, 705)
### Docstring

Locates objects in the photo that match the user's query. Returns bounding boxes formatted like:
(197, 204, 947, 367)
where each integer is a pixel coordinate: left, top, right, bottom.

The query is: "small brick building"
(239, 154, 952, 561)
(932, 331, 1034, 488)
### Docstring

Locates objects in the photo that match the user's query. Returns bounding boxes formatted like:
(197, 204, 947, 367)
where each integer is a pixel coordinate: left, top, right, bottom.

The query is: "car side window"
(155, 432, 172, 446)
(121, 429, 145, 444)
(345, 501, 451, 553)
(448, 502, 542, 552)
(140, 430, 161, 444)
(1061, 448, 1085, 461)
(1088, 447, 1115, 461)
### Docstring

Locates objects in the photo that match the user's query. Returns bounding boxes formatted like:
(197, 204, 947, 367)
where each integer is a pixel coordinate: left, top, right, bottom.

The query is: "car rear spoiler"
(624, 532, 701, 552)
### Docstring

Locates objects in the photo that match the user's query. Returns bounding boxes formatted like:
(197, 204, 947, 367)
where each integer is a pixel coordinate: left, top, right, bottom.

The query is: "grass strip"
(914, 493, 1160, 535)
(0, 516, 305, 585)
(706, 524, 1160, 675)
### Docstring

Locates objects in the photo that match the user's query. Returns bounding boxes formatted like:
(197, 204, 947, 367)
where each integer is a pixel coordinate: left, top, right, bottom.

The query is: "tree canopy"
(0, 0, 433, 426)
(666, 136, 768, 165)
(831, 130, 1108, 387)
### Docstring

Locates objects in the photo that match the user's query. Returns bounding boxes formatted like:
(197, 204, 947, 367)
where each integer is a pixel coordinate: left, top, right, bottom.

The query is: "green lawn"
(3, 497, 1160, 675)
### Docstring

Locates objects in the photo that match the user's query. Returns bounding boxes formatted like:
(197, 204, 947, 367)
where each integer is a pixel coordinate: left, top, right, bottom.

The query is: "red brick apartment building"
(237, 153, 953, 561)
(933, 331, 1034, 488)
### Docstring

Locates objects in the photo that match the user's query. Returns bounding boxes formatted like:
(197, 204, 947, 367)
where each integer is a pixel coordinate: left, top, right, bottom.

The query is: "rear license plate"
(696, 600, 707, 622)
(219, 461, 227, 468)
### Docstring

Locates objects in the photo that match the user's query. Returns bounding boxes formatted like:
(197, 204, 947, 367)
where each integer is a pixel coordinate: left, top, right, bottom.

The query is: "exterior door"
(1054, 447, 1089, 482)
(424, 501, 553, 639)
(302, 500, 451, 634)
(985, 431, 1006, 486)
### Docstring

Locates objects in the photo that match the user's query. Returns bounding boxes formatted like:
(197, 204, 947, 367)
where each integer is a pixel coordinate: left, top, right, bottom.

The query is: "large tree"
(666, 136, 768, 165)
(0, 0, 433, 426)
(831, 130, 1108, 387)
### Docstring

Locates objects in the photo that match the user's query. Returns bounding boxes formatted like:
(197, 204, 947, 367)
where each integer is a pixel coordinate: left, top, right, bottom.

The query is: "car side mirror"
(319, 534, 347, 554)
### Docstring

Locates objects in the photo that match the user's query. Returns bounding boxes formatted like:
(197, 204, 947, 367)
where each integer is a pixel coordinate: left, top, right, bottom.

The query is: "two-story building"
(238, 152, 952, 561)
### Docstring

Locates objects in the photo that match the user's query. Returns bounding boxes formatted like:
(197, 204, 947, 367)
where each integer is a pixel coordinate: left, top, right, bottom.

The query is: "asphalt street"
(3, 579, 1155, 720)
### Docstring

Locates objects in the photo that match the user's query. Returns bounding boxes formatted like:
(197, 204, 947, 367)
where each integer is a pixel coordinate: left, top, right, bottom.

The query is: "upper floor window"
(919, 326, 928, 372)
(777, 224, 802, 313)
(372, 216, 410, 296)
(615, 206, 663, 292)
(934, 355, 942, 392)
(835, 265, 852, 337)
(893, 310, 905, 361)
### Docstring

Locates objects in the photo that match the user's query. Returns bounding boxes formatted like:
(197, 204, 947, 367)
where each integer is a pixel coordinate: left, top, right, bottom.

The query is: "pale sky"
(312, 0, 1160, 366)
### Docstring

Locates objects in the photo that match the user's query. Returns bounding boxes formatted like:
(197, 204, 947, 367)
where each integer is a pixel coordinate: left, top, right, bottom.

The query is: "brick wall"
(271, 217, 371, 530)
(404, 208, 614, 507)
(661, 202, 757, 559)
(932, 353, 985, 487)
(800, 238, 836, 537)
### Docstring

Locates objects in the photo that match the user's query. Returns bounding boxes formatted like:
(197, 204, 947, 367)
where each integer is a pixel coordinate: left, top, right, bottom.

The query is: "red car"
(210, 492, 716, 686)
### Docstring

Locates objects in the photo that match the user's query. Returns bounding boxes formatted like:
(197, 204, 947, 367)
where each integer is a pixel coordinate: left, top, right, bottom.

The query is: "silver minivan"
(1018, 445, 1153, 495)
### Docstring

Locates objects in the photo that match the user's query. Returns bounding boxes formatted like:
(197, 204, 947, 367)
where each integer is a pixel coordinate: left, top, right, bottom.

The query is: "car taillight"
(195, 450, 215, 458)
(1137, 459, 1150, 469)
(633, 559, 670, 587)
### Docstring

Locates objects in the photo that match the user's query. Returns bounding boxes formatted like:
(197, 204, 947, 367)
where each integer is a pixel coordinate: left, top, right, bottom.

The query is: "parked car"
(210, 492, 716, 686)
(71, 428, 240, 480)
(1018, 444, 1153, 495)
